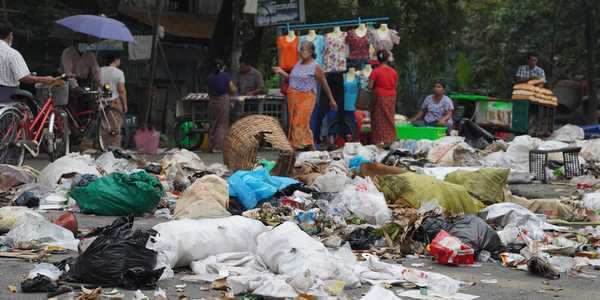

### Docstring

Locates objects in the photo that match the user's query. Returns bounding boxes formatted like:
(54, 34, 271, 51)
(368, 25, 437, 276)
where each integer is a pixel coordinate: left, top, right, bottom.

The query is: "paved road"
(1, 154, 599, 299)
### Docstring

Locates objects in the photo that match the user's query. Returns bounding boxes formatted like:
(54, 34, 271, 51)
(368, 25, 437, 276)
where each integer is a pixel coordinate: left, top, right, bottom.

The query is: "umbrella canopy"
(56, 15, 134, 43)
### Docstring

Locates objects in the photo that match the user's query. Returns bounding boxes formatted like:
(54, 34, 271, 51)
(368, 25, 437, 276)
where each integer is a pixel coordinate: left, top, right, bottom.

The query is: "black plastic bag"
(414, 217, 449, 244)
(345, 226, 381, 250)
(274, 183, 316, 198)
(446, 215, 505, 256)
(64, 216, 164, 289)
(20, 274, 58, 293)
(14, 191, 39, 208)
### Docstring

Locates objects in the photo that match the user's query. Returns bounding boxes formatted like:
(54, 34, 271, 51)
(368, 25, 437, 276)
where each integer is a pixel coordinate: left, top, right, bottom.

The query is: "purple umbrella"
(56, 15, 134, 43)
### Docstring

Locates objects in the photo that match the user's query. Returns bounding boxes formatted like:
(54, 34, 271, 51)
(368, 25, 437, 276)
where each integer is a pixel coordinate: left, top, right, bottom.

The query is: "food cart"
(450, 93, 555, 137)
(174, 92, 287, 149)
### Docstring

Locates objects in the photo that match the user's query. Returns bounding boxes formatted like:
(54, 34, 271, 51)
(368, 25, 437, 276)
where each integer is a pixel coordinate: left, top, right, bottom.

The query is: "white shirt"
(0, 40, 30, 87)
(100, 66, 125, 100)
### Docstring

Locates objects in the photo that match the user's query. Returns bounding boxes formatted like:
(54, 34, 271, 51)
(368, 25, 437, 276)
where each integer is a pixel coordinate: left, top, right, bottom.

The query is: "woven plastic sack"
(377, 173, 484, 214)
(444, 168, 509, 205)
(70, 171, 164, 216)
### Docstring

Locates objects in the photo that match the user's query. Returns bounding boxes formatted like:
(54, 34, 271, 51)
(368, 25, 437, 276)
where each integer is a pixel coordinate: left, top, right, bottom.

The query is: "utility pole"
(145, 0, 163, 126)
(584, 0, 597, 124)
(230, 0, 242, 73)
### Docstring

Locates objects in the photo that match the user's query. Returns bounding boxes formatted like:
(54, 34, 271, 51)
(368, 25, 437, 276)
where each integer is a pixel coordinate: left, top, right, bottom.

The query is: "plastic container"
(428, 230, 474, 265)
(396, 124, 446, 140)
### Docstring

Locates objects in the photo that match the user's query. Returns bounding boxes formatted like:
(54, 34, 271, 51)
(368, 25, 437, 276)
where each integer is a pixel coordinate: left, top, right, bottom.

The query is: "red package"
(428, 230, 474, 265)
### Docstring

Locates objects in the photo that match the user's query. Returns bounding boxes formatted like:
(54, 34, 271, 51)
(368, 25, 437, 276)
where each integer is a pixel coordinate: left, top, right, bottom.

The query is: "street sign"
(255, 0, 305, 27)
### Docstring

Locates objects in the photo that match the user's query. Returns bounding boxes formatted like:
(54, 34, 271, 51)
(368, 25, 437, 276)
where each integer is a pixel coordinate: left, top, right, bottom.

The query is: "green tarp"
(70, 171, 164, 216)
(445, 168, 510, 205)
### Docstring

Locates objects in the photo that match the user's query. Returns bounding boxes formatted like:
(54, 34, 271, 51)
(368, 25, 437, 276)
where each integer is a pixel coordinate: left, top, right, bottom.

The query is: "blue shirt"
(207, 72, 232, 97)
(343, 73, 360, 111)
(298, 35, 326, 66)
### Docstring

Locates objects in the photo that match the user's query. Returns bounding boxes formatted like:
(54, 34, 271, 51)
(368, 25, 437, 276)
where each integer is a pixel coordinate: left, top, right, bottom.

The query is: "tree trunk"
(584, 0, 597, 125)
(230, 0, 242, 73)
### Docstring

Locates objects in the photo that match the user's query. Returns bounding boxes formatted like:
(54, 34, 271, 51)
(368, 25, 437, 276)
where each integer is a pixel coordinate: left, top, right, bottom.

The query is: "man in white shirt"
(99, 53, 127, 148)
(0, 22, 54, 102)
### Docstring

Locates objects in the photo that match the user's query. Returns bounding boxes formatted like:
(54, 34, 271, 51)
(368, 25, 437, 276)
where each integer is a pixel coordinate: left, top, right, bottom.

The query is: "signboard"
(255, 0, 305, 27)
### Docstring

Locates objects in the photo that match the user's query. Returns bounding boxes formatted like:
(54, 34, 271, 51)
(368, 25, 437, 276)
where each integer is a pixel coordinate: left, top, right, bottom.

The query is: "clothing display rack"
(277, 17, 390, 33)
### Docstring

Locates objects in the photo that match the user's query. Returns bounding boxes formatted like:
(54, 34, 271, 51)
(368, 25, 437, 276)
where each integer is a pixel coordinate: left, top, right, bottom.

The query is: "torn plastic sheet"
(6, 217, 79, 251)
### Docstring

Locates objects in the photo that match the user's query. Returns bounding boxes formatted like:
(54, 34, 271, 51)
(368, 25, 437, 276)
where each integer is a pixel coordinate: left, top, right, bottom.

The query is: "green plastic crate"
(396, 124, 447, 140)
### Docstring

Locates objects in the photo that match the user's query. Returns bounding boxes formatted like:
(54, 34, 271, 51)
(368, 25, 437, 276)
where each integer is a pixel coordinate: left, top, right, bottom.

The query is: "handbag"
(356, 88, 374, 111)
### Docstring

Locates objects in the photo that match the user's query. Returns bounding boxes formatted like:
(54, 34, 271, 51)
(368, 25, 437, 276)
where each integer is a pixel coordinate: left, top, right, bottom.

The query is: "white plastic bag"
(37, 153, 100, 188)
(343, 143, 376, 165)
(6, 217, 79, 251)
(311, 172, 350, 193)
(578, 139, 600, 162)
(146, 216, 266, 278)
(295, 151, 332, 166)
(550, 124, 584, 143)
(0, 206, 45, 233)
(330, 177, 391, 225)
(256, 222, 359, 286)
(361, 285, 400, 300)
(27, 263, 63, 281)
(583, 192, 600, 211)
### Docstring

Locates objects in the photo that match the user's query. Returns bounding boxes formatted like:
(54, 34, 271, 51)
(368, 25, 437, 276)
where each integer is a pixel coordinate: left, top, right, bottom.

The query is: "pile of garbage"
(2, 124, 600, 298)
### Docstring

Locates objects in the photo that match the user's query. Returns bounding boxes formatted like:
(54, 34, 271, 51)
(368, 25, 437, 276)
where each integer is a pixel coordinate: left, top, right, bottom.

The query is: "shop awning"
(119, 5, 218, 40)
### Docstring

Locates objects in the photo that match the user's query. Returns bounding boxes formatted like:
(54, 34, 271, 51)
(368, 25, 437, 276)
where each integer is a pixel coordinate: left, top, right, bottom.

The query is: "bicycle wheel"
(0, 108, 24, 165)
(98, 107, 125, 152)
(174, 118, 204, 150)
(47, 107, 70, 162)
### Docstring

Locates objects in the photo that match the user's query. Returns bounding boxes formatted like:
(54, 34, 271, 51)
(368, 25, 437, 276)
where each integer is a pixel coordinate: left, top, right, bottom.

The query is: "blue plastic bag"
(228, 168, 298, 210)
(349, 155, 370, 171)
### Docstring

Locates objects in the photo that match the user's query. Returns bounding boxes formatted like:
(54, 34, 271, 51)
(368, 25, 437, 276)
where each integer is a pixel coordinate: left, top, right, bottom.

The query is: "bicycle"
(67, 84, 127, 153)
(0, 76, 70, 165)
(0, 80, 125, 166)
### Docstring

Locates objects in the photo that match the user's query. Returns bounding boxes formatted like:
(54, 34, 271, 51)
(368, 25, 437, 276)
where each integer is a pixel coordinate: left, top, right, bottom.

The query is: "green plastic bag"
(70, 171, 164, 216)
(377, 173, 484, 214)
(444, 168, 510, 205)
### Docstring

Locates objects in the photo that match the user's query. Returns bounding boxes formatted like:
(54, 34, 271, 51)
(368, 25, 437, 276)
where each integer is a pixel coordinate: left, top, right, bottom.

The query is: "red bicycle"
(0, 78, 70, 165)
(0, 80, 125, 165)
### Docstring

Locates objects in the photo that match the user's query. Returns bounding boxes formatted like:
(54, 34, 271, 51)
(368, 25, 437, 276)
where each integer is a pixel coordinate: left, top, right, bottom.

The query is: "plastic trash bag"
(361, 285, 400, 300)
(446, 215, 505, 256)
(312, 172, 351, 193)
(160, 149, 206, 177)
(64, 216, 163, 289)
(256, 222, 359, 286)
(20, 274, 58, 293)
(479, 202, 560, 241)
(27, 263, 63, 282)
(0, 164, 36, 192)
(577, 139, 600, 162)
(228, 168, 298, 210)
(550, 124, 584, 143)
(70, 171, 164, 216)
(583, 192, 600, 212)
(444, 168, 510, 205)
(147, 216, 266, 278)
(37, 153, 100, 188)
(0, 206, 44, 233)
(427, 136, 475, 166)
(174, 174, 230, 219)
(295, 151, 332, 166)
(6, 217, 79, 251)
(377, 173, 484, 214)
(330, 177, 391, 225)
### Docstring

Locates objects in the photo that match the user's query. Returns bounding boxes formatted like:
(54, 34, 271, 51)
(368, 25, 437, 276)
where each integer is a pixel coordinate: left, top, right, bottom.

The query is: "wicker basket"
(223, 115, 295, 176)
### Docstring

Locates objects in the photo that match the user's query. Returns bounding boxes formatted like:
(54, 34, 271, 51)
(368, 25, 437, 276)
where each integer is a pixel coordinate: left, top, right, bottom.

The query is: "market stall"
(450, 89, 557, 137)
(174, 93, 287, 149)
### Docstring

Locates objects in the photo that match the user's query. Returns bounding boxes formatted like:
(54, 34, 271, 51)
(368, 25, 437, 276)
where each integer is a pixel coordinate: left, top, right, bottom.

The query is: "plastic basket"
(529, 147, 582, 182)
(396, 124, 447, 140)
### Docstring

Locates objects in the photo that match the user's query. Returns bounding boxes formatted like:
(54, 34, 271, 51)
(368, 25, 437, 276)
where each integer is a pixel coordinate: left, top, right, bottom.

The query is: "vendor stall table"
(174, 93, 287, 149)
(450, 93, 555, 137)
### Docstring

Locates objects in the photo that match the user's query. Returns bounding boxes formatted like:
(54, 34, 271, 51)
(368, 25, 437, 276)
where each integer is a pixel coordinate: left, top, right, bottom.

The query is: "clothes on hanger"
(323, 31, 348, 73)
(346, 29, 371, 61)
(298, 34, 326, 66)
(369, 27, 400, 61)
(277, 35, 299, 72)
(343, 71, 361, 111)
